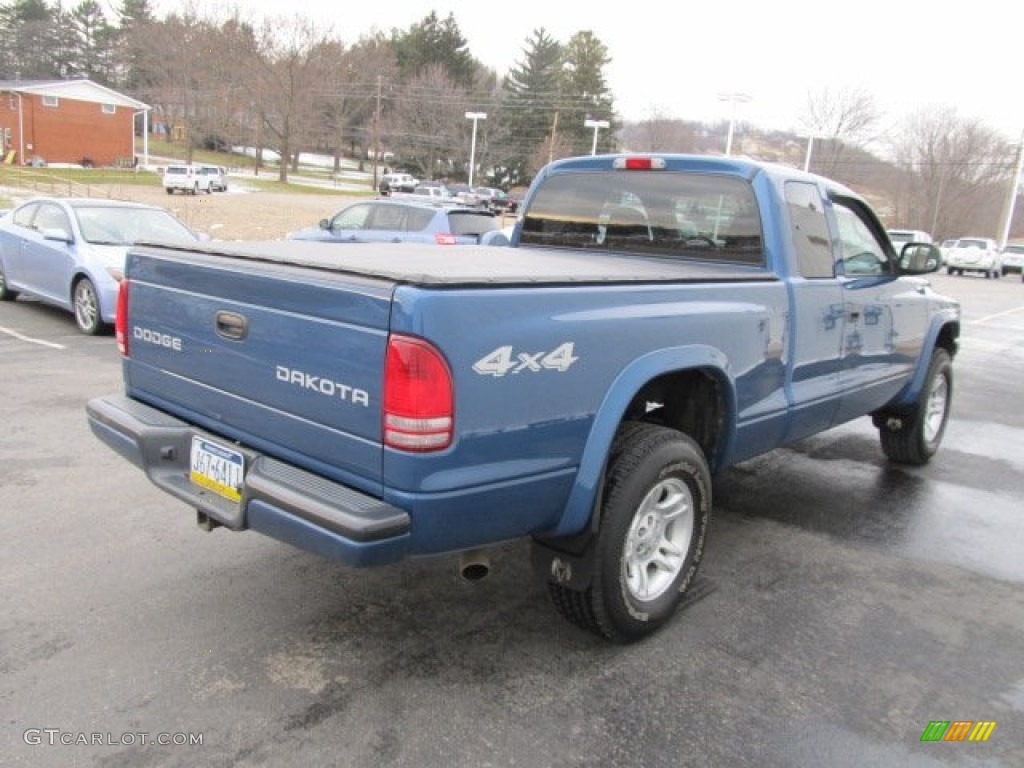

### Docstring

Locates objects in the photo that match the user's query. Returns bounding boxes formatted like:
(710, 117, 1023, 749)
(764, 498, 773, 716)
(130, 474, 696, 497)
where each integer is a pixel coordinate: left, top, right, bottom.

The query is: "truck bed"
(144, 240, 779, 287)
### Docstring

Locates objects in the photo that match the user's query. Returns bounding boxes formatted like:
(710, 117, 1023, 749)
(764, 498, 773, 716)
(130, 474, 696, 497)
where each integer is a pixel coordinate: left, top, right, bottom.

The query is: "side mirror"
(318, 218, 330, 230)
(899, 243, 942, 274)
(41, 227, 72, 244)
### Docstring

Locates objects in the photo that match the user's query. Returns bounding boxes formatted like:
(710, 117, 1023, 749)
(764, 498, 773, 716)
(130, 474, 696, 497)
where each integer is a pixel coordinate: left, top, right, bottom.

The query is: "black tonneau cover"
(136, 240, 777, 287)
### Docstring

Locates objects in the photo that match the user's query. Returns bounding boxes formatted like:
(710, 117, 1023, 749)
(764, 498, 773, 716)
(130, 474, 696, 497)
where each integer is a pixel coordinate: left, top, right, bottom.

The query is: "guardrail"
(0, 166, 143, 200)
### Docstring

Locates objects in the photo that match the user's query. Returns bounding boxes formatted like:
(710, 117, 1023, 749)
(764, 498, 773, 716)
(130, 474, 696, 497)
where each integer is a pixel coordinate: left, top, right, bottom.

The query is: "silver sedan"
(0, 197, 203, 334)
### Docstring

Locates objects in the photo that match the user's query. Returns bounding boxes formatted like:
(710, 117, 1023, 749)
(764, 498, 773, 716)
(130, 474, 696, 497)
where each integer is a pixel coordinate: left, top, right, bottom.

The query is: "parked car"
(447, 183, 485, 207)
(378, 172, 419, 195)
(476, 187, 517, 213)
(286, 199, 505, 245)
(944, 237, 1002, 278)
(0, 198, 206, 334)
(408, 184, 455, 203)
(163, 164, 211, 195)
(197, 164, 228, 192)
(939, 238, 957, 260)
(999, 243, 1024, 276)
(887, 228, 932, 256)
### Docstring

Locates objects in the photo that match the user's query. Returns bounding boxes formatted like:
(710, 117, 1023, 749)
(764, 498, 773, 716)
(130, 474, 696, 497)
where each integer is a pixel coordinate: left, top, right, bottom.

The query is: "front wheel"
(877, 348, 952, 465)
(73, 277, 106, 335)
(548, 423, 711, 642)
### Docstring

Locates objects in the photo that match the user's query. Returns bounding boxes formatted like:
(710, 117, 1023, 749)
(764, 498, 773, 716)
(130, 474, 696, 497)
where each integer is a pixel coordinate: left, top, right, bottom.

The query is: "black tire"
(0, 264, 19, 301)
(549, 422, 711, 642)
(72, 277, 107, 335)
(877, 348, 952, 465)
(946, 267, 954, 275)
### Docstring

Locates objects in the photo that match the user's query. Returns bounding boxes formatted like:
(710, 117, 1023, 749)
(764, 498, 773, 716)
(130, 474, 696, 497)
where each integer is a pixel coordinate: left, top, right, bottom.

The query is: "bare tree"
(309, 35, 398, 173)
(620, 109, 698, 152)
(139, 8, 217, 164)
(888, 106, 1015, 240)
(800, 86, 880, 178)
(249, 15, 336, 182)
(384, 63, 468, 180)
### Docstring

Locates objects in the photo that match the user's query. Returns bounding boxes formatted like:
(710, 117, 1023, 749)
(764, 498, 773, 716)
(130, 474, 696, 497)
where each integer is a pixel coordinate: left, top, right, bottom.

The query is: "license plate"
(189, 436, 244, 503)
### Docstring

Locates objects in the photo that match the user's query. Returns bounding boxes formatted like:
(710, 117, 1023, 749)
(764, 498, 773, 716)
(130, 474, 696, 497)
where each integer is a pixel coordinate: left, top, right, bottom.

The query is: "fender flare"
(884, 310, 960, 411)
(546, 344, 736, 538)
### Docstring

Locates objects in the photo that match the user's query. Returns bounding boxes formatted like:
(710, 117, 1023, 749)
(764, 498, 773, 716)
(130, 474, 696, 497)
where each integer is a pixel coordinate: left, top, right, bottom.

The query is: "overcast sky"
(172, 0, 1024, 143)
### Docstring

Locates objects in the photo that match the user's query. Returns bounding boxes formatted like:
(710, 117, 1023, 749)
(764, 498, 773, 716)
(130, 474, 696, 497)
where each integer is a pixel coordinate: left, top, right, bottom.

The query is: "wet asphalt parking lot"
(2, 271, 1022, 767)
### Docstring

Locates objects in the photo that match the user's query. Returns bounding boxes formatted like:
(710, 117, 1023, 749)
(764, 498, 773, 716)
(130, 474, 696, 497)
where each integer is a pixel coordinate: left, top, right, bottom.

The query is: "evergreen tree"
(502, 28, 563, 182)
(392, 11, 475, 89)
(561, 30, 615, 155)
(114, 0, 157, 92)
(69, 0, 115, 85)
(0, 0, 61, 79)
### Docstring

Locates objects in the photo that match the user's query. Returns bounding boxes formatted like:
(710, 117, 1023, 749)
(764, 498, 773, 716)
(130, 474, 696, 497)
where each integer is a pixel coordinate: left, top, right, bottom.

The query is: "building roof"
(0, 79, 149, 110)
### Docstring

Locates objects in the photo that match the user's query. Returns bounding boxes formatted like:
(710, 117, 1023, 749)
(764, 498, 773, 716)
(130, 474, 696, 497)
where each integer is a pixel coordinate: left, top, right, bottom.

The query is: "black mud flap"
(530, 534, 597, 592)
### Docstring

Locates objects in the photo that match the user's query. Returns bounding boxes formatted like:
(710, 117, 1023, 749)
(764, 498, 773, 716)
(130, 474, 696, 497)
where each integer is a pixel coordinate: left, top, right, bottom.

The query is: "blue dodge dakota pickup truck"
(86, 154, 959, 642)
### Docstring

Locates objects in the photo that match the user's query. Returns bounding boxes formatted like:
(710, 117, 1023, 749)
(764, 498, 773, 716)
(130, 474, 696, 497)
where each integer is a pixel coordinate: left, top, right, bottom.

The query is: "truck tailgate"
(122, 245, 394, 489)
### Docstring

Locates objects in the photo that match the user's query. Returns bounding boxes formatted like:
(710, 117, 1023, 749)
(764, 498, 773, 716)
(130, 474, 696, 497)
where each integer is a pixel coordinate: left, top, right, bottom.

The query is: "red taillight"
(115, 278, 129, 355)
(435, 233, 457, 245)
(383, 334, 453, 452)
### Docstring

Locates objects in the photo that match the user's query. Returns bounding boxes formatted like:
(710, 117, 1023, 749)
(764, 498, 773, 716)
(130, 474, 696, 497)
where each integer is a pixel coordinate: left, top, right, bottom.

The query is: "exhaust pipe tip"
(458, 549, 491, 582)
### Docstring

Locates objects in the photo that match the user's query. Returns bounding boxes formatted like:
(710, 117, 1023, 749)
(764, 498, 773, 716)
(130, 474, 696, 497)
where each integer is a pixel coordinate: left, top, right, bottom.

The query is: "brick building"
(0, 79, 150, 167)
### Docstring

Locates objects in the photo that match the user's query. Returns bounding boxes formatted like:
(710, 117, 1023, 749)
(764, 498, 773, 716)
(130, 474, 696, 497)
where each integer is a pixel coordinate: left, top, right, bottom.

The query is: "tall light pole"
(465, 111, 487, 187)
(718, 92, 751, 156)
(997, 129, 1024, 249)
(804, 135, 816, 172)
(584, 118, 610, 155)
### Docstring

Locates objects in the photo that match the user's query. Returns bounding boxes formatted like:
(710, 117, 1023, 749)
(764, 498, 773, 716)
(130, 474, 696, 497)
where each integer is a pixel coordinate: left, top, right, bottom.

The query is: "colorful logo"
(920, 721, 997, 742)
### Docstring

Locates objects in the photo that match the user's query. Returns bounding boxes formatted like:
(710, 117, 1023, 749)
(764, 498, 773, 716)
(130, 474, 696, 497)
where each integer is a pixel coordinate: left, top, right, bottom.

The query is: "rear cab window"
(520, 170, 764, 266)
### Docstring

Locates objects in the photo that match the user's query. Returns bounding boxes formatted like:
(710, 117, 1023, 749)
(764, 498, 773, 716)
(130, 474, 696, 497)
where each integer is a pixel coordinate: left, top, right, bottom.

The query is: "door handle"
(215, 311, 248, 340)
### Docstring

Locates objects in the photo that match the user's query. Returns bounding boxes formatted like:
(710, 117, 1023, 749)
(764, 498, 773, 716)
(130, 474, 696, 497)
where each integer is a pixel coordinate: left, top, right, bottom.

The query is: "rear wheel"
(73, 277, 106, 335)
(0, 264, 18, 300)
(548, 422, 711, 642)
(877, 348, 952, 465)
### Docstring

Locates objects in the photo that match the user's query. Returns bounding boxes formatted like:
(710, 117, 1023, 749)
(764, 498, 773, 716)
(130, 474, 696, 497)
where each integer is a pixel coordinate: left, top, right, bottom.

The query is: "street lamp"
(998, 129, 1024, 250)
(804, 135, 816, 172)
(465, 111, 487, 187)
(717, 92, 751, 156)
(584, 118, 610, 155)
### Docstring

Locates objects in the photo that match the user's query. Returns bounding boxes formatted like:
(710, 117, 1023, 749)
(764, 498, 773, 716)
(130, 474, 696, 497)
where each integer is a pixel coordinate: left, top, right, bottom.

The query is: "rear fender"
(546, 344, 735, 538)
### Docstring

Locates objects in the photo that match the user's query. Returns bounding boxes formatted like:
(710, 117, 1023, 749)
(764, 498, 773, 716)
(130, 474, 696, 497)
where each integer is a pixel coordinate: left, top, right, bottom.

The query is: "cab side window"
(785, 181, 833, 278)
(831, 197, 890, 276)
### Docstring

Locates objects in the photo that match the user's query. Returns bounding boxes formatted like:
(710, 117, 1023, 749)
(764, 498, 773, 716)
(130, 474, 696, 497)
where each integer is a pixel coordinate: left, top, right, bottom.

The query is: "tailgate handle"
(215, 311, 248, 340)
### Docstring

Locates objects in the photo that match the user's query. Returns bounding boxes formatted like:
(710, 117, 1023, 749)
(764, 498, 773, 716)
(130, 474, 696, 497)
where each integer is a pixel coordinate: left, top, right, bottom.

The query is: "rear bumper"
(86, 394, 411, 566)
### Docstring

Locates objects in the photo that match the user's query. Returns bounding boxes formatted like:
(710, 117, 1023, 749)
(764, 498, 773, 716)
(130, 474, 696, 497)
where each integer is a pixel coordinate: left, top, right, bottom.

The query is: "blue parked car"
(287, 199, 507, 246)
(0, 197, 205, 334)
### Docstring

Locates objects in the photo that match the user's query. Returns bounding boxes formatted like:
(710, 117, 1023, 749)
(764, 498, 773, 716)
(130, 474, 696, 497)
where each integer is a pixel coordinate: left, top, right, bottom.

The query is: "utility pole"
(548, 111, 559, 165)
(372, 75, 382, 190)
